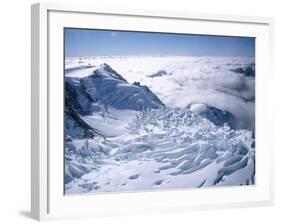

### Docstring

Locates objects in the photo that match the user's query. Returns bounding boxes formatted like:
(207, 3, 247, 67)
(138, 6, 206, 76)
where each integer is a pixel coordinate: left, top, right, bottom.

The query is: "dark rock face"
(64, 106, 97, 139)
(148, 70, 168, 78)
(230, 64, 255, 77)
(65, 77, 96, 115)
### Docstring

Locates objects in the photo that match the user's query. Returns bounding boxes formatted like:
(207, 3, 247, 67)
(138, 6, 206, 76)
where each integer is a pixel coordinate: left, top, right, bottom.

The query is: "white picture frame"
(31, 2, 274, 221)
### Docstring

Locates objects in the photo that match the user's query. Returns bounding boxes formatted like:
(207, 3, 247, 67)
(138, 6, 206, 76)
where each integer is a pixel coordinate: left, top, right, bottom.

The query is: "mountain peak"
(65, 63, 165, 130)
(188, 103, 237, 129)
(93, 63, 127, 82)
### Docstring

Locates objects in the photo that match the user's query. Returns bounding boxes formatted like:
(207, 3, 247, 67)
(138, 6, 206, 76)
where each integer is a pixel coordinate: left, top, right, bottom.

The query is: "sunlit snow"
(64, 55, 255, 194)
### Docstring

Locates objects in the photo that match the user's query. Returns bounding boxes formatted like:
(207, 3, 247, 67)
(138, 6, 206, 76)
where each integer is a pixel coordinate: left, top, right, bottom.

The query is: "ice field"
(64, 56, 255, 194)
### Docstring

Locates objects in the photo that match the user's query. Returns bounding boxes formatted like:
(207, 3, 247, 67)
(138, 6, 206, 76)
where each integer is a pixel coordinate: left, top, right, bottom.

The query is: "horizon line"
(65, 54, 255, 59)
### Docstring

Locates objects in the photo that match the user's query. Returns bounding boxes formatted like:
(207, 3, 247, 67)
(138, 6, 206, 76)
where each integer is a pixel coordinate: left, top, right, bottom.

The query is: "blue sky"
(65, 28, 255, 57)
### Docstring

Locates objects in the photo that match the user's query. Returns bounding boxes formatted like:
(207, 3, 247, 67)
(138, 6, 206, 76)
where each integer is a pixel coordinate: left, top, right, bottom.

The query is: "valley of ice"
(64, 55, 255, 194)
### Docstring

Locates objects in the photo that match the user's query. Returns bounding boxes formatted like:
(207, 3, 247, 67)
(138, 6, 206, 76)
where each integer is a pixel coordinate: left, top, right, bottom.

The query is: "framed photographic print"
(31, 2, 274, 221)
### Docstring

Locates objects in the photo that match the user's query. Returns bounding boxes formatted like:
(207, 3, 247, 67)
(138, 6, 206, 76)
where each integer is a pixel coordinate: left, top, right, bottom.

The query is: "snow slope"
(64, 56, 255, 194)
(65, 107, 255, 193)
(65, 63, 164, 138)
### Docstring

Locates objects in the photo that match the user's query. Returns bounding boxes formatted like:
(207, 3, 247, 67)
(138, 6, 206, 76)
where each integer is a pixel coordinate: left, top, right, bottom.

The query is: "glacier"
(64, 56, 255, 194)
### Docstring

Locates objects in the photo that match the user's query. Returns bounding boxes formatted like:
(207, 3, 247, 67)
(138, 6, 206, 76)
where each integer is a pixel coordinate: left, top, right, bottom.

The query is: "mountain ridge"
(65, 63, 165, 138)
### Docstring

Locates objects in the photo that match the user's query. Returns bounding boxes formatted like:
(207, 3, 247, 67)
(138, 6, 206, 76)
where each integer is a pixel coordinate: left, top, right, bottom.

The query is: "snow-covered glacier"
(64, 56, 255, 194)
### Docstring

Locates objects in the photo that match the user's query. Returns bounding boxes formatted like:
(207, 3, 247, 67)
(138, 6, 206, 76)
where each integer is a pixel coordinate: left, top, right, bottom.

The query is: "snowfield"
(64, 55, 255, 194)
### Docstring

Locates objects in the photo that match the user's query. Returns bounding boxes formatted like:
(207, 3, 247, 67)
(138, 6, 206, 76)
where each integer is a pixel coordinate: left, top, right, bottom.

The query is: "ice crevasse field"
(64, 55, 255, 194)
